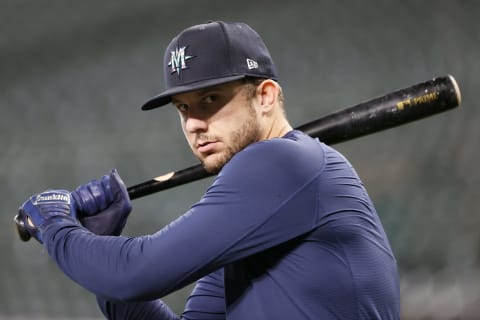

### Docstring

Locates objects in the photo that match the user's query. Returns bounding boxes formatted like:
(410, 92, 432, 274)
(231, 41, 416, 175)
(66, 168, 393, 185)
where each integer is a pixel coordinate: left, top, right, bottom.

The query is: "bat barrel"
(128, 75, 461, 199)
(297, 75, 461, 145)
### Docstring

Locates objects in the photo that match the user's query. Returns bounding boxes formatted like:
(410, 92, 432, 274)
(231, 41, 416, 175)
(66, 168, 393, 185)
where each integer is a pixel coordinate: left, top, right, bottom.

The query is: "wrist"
(37, 213, 78, 234)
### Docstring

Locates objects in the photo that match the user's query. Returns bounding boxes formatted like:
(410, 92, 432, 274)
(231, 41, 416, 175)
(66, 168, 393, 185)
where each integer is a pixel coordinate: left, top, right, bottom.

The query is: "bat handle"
(14, 214, 32, 242)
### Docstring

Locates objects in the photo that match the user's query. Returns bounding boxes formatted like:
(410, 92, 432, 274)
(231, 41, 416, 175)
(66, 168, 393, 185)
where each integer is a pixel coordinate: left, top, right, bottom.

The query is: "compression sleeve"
(41, 131, 323, 302)
(95, 269, 225, 320)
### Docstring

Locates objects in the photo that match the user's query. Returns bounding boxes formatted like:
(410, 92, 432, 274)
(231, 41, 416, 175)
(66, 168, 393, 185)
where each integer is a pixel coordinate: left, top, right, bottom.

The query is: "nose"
(184, 113, 208, 134)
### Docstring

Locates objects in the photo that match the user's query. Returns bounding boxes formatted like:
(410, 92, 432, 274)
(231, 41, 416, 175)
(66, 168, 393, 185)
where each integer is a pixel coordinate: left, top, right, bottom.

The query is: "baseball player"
(17, 21, 400, 319)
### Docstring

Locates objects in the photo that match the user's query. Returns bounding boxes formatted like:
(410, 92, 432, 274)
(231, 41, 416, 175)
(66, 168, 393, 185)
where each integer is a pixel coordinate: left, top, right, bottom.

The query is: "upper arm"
(182, 269, 226, 320)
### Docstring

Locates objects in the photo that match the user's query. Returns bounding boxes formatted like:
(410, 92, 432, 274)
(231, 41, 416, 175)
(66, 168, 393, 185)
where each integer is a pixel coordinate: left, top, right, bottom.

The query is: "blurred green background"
(1, 0, 478, 319)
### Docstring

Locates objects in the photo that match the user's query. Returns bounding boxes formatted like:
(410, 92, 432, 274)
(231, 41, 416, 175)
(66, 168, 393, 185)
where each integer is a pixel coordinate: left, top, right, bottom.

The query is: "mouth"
(196, 140, 219, 154)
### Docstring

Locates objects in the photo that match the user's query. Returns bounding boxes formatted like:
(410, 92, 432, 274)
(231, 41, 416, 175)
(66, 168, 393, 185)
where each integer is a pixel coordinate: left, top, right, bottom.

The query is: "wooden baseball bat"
(15, 75, 461, 241)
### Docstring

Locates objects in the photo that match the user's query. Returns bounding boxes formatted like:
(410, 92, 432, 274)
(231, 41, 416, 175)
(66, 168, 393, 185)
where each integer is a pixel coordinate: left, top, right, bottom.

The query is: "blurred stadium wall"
(1, 1, 478, 319)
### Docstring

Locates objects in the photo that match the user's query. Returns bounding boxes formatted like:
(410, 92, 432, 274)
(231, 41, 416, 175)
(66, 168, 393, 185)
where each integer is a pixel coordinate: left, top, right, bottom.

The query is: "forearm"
(96, 269, 226, 320)
(97, 296, 179, 320)
(42, 222, 196, 301)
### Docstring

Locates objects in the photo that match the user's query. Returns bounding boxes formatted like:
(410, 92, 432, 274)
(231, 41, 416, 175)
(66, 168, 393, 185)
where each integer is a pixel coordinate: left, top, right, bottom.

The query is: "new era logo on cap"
(246, 58, 258, 70)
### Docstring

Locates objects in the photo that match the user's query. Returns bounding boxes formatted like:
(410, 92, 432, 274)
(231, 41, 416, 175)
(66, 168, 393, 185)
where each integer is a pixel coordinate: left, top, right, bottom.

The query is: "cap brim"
(141, 75, 247, 110)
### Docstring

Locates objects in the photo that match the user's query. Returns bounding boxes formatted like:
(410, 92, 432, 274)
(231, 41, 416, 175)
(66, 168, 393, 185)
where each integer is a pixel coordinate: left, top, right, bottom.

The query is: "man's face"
(172, 80, 261, 173)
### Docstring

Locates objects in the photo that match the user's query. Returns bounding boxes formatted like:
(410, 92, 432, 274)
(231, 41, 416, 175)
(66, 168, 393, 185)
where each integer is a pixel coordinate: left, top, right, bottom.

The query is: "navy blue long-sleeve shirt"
(42, 130, 400, 319)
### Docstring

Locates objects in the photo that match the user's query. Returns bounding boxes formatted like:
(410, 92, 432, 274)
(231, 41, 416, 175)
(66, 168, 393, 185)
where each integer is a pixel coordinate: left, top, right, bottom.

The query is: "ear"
(256, 79, 280, 115)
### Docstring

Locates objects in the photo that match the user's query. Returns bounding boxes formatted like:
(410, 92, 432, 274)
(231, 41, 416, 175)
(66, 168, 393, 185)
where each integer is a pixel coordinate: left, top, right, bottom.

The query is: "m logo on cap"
(168, 46, 194, 75)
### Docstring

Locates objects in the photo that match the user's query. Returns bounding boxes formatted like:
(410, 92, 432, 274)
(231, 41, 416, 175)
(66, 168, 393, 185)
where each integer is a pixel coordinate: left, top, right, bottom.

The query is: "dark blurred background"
(1, 0, 478, 319)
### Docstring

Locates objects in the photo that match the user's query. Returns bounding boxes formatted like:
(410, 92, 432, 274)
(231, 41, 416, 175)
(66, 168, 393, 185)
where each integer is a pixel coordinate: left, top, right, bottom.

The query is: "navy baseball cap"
(141, 21, 278, 110)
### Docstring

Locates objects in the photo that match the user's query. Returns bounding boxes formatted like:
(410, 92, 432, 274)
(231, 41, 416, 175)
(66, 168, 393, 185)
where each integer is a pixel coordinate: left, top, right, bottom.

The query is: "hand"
(17, 190, 76, 243)
(71, 169, 132, 236)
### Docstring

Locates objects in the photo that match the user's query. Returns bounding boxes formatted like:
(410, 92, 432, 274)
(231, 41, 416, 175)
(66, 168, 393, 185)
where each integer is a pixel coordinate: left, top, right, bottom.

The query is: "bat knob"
(14, 214, 31, 242)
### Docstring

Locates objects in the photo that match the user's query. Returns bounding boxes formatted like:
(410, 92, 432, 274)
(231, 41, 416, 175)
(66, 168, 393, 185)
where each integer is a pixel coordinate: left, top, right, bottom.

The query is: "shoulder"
(218, 131, 326, 187)
(237, 130, 324, 165)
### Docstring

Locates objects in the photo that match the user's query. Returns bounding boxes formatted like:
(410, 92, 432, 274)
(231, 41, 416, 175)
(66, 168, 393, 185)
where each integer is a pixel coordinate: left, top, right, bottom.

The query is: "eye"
(176, 104, 189, 113)
(203, 94, 218, 104)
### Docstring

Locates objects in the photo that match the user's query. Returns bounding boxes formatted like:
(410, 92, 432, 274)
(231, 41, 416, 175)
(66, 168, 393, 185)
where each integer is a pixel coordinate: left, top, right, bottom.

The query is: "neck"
(261, 116, 293, 140)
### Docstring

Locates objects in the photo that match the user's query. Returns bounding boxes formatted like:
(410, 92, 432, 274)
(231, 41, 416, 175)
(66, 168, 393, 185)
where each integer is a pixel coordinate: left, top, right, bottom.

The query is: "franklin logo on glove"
(33, 191, 70, 205)
(16, 189, 75, 243)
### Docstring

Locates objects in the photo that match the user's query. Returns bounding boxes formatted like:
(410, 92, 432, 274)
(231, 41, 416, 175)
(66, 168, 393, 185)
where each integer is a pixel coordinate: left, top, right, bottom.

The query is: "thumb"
(110, 169, 130, 201)
(109, 169, 132, 213)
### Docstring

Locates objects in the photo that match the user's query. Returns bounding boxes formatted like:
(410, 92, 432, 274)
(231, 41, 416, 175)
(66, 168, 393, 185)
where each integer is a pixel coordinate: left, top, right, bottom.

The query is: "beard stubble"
(201, 104, 261, 174)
